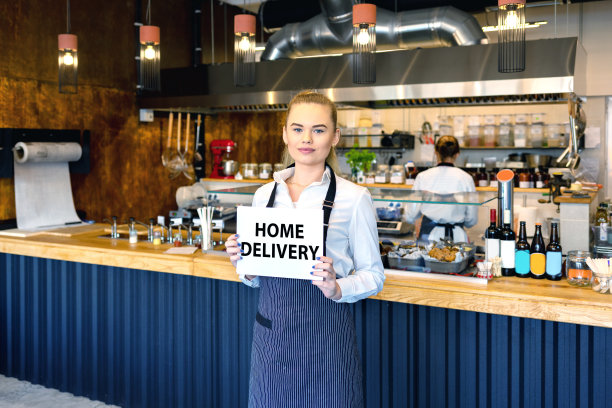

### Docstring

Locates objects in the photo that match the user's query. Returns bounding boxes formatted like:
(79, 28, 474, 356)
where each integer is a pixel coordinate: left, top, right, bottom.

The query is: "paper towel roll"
(13, 142, 82, 164)
(516, 206, 538, 236)
(13, 142, 83, 230)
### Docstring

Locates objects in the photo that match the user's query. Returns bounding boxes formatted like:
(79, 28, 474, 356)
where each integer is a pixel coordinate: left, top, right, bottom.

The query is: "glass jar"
(498, 124, 513, 147)
(483, 125, 497, 147)
(375, 164, 389, 184)
(467, 126, 481, 147)
(567, 250, 592, 287)
(274, 163, 284, 173)
(514, 124, 527, 147)
(529, 124, 544, 147)
(365, 172, 375, 184)
(241, 163, 258, 179)
(390, 165, 405, 184)
(258, 163, 272, 179)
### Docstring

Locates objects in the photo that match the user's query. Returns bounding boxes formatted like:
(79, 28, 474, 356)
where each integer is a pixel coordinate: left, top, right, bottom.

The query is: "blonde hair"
(281, 90, 341, 174)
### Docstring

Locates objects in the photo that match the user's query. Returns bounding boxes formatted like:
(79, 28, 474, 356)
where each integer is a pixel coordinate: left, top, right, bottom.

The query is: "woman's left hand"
(311, 256, 342, 301)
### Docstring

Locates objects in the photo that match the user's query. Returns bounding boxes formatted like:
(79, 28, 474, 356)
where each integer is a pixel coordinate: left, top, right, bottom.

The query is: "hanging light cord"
(66, 0, 71, 33)
(146, 0, 152, 25)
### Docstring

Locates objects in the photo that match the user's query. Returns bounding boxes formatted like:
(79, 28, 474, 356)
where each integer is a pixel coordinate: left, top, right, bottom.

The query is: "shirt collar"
(273, 166, 331, 186)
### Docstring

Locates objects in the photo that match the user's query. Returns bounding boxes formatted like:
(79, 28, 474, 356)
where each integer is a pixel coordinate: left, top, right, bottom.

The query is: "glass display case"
(207, 185, 497, 206)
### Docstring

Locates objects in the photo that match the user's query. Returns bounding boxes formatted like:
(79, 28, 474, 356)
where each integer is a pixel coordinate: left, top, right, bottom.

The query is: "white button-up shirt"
(240, 167, 385, 303)
(404, 165, 478, 242)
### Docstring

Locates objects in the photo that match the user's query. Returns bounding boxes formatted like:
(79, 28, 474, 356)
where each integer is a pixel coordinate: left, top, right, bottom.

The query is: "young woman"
(225, 91, 384, 407)
(405, 135, 478, 242)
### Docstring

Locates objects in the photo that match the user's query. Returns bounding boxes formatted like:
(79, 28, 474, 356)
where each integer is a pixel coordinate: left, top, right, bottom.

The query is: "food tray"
(424, 257, 470, 274)
(388, 255, 425, 270)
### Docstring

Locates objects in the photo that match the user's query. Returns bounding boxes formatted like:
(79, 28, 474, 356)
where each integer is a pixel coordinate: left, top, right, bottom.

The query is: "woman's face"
(283, 103, 339, 169)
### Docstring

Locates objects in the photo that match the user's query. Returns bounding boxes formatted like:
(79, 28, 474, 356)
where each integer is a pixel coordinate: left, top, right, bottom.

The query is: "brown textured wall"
(204, 112, 286, 176)
(0, 1, 268, 224)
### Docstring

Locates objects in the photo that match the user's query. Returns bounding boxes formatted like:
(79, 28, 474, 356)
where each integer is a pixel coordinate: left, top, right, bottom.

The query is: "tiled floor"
(0, 375, 119, 408)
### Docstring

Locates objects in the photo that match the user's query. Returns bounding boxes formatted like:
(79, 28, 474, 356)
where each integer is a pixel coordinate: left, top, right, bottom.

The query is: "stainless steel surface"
(261, 4, 485, 61)
(525, 154, 552, 168)
(140, 38, 585, 113)
(221, 159, 238, 176)
(498, 173, 514, 228)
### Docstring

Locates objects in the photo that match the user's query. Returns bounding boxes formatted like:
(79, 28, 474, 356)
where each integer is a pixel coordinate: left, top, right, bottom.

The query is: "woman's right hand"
(225, 234, 242, 268)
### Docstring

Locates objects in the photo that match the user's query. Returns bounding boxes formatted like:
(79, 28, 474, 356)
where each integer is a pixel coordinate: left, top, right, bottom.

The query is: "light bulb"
(63, 52, 74, 66)
(238, 35, 251, 52)
(144, 45, 156, 60)
(357, 28, 370, 46)
(505, 10, 520, 29)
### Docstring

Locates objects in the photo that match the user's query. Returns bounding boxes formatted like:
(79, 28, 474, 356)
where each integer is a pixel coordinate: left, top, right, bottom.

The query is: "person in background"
(405, 135, 478, 243)
(225, 90, 385, 407)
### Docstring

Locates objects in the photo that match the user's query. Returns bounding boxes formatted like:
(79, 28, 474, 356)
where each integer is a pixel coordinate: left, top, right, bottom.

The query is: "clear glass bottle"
(128, 217, 138, 244)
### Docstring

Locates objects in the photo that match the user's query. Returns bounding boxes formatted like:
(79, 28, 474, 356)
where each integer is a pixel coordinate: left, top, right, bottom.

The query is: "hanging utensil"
(194, 114, 203, 162)
(161, 112, 174, 166)
(167, 112, 184, 178)
(181, 113, 196, 180)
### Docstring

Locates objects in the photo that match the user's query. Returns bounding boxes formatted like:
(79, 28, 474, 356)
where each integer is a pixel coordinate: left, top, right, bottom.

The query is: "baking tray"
(424, 257, 470, 274)
(388, 255, 425, 270)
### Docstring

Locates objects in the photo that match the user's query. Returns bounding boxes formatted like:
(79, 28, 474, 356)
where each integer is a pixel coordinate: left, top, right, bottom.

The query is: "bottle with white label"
(128, 217, 138, 244)
(500, 209, 516, 276)
(485, 209, 500, 262)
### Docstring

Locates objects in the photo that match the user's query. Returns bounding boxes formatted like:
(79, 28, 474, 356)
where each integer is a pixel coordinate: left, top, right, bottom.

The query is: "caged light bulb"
(357, 28, 370, 45)
(238, 35, 251, 51)
(505, 10, 520, 29)
(144, 45, 156, 60)
(63, 52, 74, 66)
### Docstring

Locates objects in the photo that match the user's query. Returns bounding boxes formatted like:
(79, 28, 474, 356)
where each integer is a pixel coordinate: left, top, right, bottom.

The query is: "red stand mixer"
(210, 139, 237, 179)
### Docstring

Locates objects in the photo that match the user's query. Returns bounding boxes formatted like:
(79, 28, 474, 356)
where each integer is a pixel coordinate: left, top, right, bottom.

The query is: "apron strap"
(420, 216, 464, 242)
(266, 163, 336, 256)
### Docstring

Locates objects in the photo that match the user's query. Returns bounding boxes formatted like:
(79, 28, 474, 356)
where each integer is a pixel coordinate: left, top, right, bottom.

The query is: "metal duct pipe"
(261, 2, 486, 61)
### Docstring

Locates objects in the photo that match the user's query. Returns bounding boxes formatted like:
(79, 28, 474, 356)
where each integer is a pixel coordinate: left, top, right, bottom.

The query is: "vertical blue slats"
(2, 251, 612, 408)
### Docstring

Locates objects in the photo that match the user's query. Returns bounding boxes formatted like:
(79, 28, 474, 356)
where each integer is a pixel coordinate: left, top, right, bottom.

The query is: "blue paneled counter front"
(1, 231, 611, 407)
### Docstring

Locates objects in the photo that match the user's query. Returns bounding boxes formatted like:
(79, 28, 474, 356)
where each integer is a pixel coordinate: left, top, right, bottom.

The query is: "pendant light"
(352, 3, 376, 84)
(139, 0, 161, 91)
(234, 14, 256, 87)
(498, 0, 526, 73)
(58, 0, 77, 94)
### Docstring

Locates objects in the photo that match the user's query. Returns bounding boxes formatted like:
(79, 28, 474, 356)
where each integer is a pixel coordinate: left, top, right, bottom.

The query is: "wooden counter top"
(2, 227, 611, 328)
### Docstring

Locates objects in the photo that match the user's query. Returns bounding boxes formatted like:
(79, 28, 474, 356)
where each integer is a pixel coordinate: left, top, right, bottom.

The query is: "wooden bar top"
(1, 227, 611, 328)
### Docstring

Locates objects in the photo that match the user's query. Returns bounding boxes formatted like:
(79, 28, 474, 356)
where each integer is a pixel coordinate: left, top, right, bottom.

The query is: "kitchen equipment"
(497, 169, 514, 228)
(180, 113, 196, 180)
(377, 220, 412, 236)
(222, 160, 238, 177)
(161, 112, 174, 167)
(194, 114, 203, 162)
(210, 139, 237, 179)
(390, 131, 415, 148)
(525, 154, 552, 168)
(507, 153, 526, 162)
(165, 113, 186, 178)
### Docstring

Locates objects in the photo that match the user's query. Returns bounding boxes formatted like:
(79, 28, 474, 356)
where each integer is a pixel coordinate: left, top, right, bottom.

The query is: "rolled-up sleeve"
(335, 190, 385, 303)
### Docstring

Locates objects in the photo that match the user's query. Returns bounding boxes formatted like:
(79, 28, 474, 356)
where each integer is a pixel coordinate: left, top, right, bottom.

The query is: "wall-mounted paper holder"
(0, 128, 90, 178)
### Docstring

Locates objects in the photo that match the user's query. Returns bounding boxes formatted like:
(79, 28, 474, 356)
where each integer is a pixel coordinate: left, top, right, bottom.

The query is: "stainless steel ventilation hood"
(140, 37, 585, 113)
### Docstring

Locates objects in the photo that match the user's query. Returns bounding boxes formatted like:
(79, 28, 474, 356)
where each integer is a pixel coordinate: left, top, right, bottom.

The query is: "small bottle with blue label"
(545, 222, 562, 280)
(515, 221, 530, 278)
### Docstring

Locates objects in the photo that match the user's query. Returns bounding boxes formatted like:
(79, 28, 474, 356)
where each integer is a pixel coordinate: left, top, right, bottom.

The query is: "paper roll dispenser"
(0, 128, 90, 178)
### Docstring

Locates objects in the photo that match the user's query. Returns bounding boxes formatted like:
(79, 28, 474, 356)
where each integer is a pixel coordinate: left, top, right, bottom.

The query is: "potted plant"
(345, 145, 376, 183)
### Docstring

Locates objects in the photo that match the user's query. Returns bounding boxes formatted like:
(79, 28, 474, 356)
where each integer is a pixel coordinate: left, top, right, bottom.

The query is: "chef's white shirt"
(239, 167, 385, 303)
(404, 165, 478, 242)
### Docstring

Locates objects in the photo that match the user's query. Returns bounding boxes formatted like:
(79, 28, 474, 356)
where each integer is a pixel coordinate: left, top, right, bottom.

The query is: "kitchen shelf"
(208, 185, 497, 206)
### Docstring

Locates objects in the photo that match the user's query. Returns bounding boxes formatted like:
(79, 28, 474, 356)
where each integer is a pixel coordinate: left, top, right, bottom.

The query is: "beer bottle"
(530, 223, 546, 279)
(500, 209, 516, 276)
(485, 209, 500, 262)
(515, 221, 530, 278)
(545, 223, 562, 280)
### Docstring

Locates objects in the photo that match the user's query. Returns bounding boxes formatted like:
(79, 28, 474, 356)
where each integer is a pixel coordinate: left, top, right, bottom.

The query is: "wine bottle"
(545, 223, 562, 280)
(485, 209, 500, 262)
(530, 223, 546, 279)
(500, 209, 516, 276)
(515, 221, 530, 278)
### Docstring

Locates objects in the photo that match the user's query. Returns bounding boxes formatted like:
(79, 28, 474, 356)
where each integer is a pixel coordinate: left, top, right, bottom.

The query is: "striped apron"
(248, 164, 364, 408)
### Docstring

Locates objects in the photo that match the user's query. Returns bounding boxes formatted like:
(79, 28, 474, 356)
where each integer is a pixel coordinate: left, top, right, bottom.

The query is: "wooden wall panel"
(204, 112, 286, 176)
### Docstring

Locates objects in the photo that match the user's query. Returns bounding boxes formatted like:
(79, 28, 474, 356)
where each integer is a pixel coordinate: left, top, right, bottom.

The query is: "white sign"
(236, 206, 324, 280)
